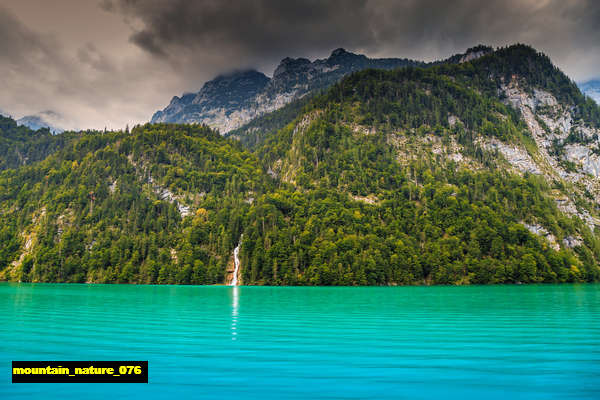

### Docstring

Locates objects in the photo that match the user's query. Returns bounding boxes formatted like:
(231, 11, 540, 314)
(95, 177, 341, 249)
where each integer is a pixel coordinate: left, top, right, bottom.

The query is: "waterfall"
(231, 235, 242, 286)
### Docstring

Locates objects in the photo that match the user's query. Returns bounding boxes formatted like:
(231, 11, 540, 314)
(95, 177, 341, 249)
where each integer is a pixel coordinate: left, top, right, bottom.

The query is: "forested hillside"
(0, 116, 73, 170)
(239, 49, 600, 285)
(1, 44, 599, 285)
(0, 123, 271, 283)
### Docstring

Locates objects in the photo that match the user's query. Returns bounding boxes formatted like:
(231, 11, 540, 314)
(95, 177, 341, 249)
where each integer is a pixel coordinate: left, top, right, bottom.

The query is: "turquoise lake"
(1, 283, 599, 399)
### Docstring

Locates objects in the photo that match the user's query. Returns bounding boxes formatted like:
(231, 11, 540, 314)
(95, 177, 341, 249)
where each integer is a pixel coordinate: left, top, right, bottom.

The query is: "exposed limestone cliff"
(500, 79, 600, 232)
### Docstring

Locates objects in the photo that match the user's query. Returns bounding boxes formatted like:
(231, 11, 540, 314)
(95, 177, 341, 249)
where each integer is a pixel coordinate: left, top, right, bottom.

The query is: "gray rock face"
(522, 222, 560, 251)
(151, 70, 270, 133)
(564, 145, 600, 177)
(563, 235, 583, 248)
(458, 49, 491, 63)
(483, 138, 541, 175)
(501, 79, 600, 231)
(151, 48, 421, 133)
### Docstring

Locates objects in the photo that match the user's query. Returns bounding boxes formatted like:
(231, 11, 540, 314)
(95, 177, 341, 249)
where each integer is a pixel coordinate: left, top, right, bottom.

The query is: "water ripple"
(1, 283, 599, 400)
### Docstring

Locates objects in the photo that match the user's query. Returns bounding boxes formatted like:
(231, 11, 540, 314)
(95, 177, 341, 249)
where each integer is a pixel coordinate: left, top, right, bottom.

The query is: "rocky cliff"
(151, 49, 421, 133)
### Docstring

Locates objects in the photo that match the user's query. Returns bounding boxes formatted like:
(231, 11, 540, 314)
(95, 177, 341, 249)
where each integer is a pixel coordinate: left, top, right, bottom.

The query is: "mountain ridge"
(153, 45, 496, 136)
(151, 48, 423, 133)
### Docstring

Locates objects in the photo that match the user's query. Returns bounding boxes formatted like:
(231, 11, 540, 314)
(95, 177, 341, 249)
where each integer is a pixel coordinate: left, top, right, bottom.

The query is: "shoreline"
(0, 281, 596, 288)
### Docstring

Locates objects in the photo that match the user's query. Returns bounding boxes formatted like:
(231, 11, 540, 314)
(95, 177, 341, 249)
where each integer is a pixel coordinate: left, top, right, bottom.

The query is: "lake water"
(1, 283, 599, 399)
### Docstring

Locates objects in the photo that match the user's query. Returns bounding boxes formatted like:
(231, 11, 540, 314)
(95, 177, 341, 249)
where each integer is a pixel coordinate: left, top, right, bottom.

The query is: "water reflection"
(231, 286, 239, 340)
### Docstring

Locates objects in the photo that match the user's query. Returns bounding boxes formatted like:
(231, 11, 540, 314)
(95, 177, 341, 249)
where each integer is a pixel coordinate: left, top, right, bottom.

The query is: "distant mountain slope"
(151, 48, 422, 133)
(0, 115, 72, 170)
(579, 80, 600, 104)
(17, 111, 64, 134)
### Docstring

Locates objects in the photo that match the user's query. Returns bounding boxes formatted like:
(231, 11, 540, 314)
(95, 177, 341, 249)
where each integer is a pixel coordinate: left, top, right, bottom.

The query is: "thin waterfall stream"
(231, 235, 242, 286)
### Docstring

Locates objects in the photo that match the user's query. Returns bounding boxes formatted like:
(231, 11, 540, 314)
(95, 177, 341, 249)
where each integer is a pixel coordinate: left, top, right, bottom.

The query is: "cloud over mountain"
(0, 0, 599, 130)
(102, 0, 600, 80)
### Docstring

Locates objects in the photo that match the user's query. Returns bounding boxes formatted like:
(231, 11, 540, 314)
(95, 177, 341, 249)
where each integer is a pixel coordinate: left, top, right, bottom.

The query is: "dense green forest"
(0, 124, 270, 283)
(1, 44, 599, 285)
(0, 116, 74, 170)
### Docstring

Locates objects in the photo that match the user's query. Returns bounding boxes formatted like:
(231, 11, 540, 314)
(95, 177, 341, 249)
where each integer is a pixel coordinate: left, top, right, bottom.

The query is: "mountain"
(151, 48, 422, 133)
(1, 44, 600, 285)
(17, 111, 64, 134)
(151, 70, 271, 133)
(579, 80, 600, 104)
(242, 45, 600, 285)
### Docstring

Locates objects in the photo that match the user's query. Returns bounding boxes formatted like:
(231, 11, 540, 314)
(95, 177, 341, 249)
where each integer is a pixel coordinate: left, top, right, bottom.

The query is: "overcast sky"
(1, 0, 599, 130)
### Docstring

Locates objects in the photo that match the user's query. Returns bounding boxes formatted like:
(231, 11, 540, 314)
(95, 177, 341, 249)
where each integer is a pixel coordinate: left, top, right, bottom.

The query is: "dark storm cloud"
(0, 8, 64, 78)
(0, 4, 180, 129)
(77, 43, 116, 73)
(102, 0, 600, 79)
(1, 0, 600, 130)
(101, 0, 376, 70)
(0, 7, 77, 119)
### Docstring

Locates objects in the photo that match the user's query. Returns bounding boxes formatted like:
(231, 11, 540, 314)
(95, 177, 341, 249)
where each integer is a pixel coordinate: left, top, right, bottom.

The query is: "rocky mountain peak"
(273, 57, 312, 78)
(325, 47, 368, 66)
(209, 69, 267, 84)
(330, 48, 349, 57)
(150, 48, 420, 132)
(199, 70, 270, 100)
